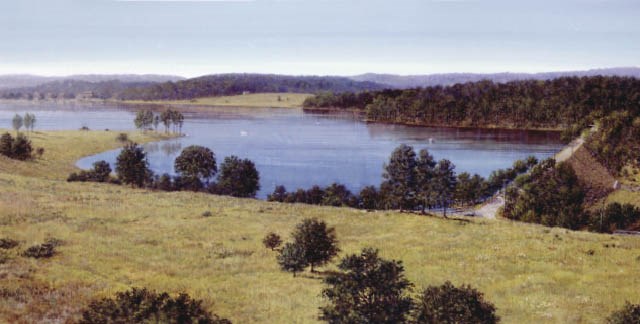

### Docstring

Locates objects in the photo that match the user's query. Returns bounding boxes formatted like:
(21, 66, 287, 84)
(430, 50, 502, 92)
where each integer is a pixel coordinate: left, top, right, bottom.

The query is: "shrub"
(35, 147, 45, 157)
(22, 242, 56, 259)
(412, 281, 499, 324)
(202, 211, 213, 217)
(67, 160, 112, 183)
(607, 302, 640, 324)
(0, 238, 19, 249)
(78, 287, 231, 324)
(262, 232, 282, 251)
(116, 132, 129, 143)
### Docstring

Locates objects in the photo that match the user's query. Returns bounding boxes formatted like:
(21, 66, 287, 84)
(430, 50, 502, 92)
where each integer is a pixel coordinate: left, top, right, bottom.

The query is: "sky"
(0, 0, 639, 77)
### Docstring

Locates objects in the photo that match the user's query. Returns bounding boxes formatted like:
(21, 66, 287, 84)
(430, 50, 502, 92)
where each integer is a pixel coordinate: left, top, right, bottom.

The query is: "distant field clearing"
(124, 93, 312, 108)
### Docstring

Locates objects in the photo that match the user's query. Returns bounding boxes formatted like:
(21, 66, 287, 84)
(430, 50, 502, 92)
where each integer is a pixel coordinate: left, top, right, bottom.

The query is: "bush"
(0, 132, 33, 160)
(607, 302, 640, 324)
(79, 287, 231, 324)
(22, 242, 56, 259)
(413, 281, 499, 324)
(116, 132, 129, 143)
(262, 232, 282, 251)
(0, 238, 19, 249)
(67, 160, 113, 183)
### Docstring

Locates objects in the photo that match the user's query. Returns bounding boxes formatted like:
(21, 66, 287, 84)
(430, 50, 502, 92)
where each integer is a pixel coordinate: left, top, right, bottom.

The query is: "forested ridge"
(0, 74, 386, 101)
(303, 76, 640, 131)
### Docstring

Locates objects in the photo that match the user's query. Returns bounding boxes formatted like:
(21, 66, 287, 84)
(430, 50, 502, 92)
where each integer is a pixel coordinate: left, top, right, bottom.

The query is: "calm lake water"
(0, 101, 564, 198)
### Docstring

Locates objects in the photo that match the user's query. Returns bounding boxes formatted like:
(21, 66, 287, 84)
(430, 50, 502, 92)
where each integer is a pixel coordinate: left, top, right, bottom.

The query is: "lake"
(0, 101, 564, 198)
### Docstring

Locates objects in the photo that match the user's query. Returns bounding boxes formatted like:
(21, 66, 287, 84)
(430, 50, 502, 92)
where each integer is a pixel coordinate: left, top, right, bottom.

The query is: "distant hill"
(350, 67, 640, 88)
(0, 74, 185, 90)
(117, 74, 386, 101)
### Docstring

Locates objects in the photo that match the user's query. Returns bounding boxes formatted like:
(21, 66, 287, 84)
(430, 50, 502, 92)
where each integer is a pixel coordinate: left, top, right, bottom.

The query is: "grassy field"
(1, 131, 640, 323)
(122, 93, 312, 109)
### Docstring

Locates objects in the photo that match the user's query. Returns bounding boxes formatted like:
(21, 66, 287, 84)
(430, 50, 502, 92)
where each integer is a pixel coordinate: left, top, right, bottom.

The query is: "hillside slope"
(0, 131, 639, 323)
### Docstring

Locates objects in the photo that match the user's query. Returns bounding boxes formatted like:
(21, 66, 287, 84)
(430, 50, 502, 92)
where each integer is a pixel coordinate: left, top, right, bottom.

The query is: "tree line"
(134, 109, 184, 134)
(302, 76, 640, 137)
(268, 144, 537, 214)
(68, 142, 261, 199)
(1, 113, 41, 160)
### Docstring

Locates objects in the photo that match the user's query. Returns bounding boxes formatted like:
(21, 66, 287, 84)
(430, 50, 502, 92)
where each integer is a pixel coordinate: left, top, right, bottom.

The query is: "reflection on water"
(0, 101, 564, 199)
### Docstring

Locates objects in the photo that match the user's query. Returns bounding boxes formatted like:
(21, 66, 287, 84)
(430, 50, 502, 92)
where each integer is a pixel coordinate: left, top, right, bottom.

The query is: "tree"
(115, 143, 152, 187)
(320, 248, 413, 324)
(79, 287, 231, 324)
(432, 159, 457, 217)
(134, 109, 154, 131)
(160, 109, 173, 133)
(23, 113, 35, 132)
(322, 183, 354, 207)
(174, 145, 217, 184)
(12, 114, 23, 133)
(607, 302, 640, 324)
(412, 281, 499, 324)
(415, 148, 437, 212)
(153, 115, 160, 131)
(217, 155, 260, 198)
(381, 144, 418, 211)
(358, 185, 380, 210)
(267, 185, 288, 202)
(277, 242, 307, 277)
(292, 218, 339, 272)
(263, 232, 283, 251)
(90, 160, 112, 182)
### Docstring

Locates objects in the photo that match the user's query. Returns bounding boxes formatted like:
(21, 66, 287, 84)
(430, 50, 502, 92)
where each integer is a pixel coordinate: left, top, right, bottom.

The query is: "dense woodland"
(303, 76, 640, 134)
(0, 80, 155, 100)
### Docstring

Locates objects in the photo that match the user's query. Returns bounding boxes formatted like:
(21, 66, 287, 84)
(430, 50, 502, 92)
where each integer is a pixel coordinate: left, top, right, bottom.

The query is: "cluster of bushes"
(0, 132, 35, 160)
(303, 76, 640, 131)
(0, 237, 60, 259)
(79, 287, 231, 324)
(67, 160, 115, 183)
(269, 144, 536, 214)
(588, 202, 640, 233)
(71, 143, 261, 198)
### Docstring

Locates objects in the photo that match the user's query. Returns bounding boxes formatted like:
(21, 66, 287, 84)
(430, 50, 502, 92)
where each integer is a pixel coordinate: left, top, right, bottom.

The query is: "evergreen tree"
(415, 148, 437, 212)
(381, 144, 418, 211)
(115, 143, 152, 187)
(432, 159, 457, 217)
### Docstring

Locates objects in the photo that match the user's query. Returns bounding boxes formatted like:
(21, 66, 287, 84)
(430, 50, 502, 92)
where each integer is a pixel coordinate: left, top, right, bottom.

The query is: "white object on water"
(240, 131, 248, 137)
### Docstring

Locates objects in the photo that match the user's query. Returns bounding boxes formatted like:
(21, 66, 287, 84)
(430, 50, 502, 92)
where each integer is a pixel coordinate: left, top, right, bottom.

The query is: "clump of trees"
(78, 287, 231, 324)
(268, 145, 536, 215)
(585, 110, 640, 175)
(276, 218, 339, 276)
(319, 247, 500, 323)
(134, 109, 185, 134)
(0, 132, 34, 160)
(504, 159, 587, 229)
(67, 160, 114, 183)
(589, 202, 640, 233)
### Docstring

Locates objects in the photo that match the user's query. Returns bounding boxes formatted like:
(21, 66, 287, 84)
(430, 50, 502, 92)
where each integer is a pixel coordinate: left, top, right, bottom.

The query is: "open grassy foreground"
(123, 92, 312, 109)
(1, 131, 640, 323)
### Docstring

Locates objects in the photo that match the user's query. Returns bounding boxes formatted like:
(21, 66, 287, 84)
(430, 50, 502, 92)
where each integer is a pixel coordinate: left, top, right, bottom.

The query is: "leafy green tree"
(412, 281, 499, 324)
(217, 155, 260, 198)
(432, 159, 457, 217)
(322, 183, 354, 207)
(607, 302, 640, 324)
(267, 185, 288, 202)
(415, 148, 437, 212)
(263, 232, 283, 251)
(79, 287, 231, 324)
(382, 144, 418, 211)
(277, 242, 307, 277)
(134, 109, 154, 131)
(153, 115, 160, 131)
(292, 218, 339, 272)
(23, 113, 35, 132)
(358, 185, 380, 210)
(320, 248, 413, 324)
(115, 143, 152, 187)
(12, 114, 23, 133)
(90, 160, 112, 182)
(174, 145, 217, 184)
(160, 109, 173, 133)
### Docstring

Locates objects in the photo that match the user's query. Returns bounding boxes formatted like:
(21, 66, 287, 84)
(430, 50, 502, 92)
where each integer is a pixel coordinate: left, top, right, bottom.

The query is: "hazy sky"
(0, 0, 639, 77)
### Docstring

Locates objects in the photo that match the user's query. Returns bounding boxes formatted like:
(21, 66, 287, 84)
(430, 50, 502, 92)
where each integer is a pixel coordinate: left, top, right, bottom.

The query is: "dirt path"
(474, 196, 503, 219)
